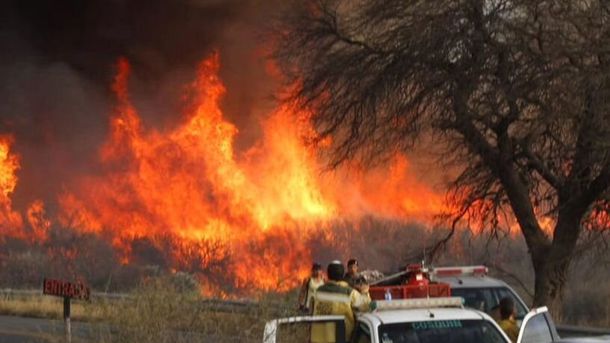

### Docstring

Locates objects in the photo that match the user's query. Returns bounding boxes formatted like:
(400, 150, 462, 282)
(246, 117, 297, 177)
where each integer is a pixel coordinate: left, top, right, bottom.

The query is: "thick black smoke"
(0, 0, 281, 210)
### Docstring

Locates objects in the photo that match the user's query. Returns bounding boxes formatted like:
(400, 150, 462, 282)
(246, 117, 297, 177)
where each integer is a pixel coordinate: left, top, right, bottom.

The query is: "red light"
(432, 265, 488, 277)
(472, 267, 487, 275)
(434, 269, 463, 276)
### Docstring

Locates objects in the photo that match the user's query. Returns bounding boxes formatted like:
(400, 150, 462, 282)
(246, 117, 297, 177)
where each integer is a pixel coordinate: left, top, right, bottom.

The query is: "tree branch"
(580, 163, 610, 206)
(523, 145, 564, 190)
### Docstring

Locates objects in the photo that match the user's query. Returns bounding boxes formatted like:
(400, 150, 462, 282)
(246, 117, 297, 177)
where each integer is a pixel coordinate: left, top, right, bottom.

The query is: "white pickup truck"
(373, 265, 530, 323)
(428, 266, 530, 323)
(263, 297, 569, 343)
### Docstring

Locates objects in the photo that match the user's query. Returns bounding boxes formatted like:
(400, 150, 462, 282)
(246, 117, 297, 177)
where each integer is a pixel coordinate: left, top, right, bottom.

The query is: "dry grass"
(0, 295, 105, 322)
(0, 278, 297, 342)
(94, 278, 295, 343)
(0, 278, 294, 342)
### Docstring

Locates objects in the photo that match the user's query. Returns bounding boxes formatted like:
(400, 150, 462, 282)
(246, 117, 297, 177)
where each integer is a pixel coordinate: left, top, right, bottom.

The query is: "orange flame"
(0, 53, 449, 294)
(0, 138, 51, 243)
(51, 53, 446, 292)
(0, 136, 23, 234)
(26, 199, 51, 242)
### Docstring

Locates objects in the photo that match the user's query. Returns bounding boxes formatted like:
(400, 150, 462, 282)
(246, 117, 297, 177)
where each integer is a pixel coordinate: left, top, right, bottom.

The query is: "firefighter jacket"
(344, 272, 360, 288)
(310, 280, 371, 343)
(298, 276, 325, 311)
(498, 318, 519, 343)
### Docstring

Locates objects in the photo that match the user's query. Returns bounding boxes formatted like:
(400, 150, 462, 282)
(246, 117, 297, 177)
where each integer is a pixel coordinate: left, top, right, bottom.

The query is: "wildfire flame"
(0, 136, 22, 233)
(1, 53, 447, 294)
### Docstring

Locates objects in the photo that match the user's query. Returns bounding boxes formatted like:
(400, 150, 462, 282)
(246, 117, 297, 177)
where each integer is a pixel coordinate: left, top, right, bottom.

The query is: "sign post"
(64, 296, 71, 343)
(43, 278, 90, 343)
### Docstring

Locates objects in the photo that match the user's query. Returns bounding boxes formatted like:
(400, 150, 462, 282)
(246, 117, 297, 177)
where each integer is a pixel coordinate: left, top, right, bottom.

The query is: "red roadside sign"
(43, 278, 90, 301)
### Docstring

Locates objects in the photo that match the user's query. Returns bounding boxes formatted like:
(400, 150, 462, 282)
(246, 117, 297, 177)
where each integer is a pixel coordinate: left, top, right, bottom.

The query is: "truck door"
(263, 315, 346, 343)
(351, 321, 373, 343)
(516, 307, 561, 343)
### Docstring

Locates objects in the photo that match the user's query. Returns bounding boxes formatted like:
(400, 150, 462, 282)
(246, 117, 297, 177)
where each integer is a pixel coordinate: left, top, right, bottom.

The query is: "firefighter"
(497, 297, 519, 342)
(344, 258, 360, 288)
(311, 261, 371, 343)
(298, 262, 325, 313)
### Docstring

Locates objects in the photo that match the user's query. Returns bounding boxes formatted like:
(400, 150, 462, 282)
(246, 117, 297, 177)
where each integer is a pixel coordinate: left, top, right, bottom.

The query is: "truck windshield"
(450, 288, 528, 319)
(378, 320, 507, 343)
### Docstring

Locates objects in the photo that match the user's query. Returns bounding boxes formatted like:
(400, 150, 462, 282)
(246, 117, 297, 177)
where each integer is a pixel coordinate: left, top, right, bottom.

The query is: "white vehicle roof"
(360, 307, 489, 325)
(432, 274, 509, 288)
(357, 306, 512, 343)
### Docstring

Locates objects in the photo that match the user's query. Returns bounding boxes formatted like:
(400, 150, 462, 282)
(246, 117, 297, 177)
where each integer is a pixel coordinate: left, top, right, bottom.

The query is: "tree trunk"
(531, 249, 569, 316)
(530, 208, 582, 317)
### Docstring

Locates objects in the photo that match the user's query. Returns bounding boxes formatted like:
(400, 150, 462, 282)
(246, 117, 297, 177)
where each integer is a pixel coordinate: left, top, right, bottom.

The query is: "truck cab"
(429, 265, 530, 322)
(263, 264, 607, 343)
(352, 297, 513, 343)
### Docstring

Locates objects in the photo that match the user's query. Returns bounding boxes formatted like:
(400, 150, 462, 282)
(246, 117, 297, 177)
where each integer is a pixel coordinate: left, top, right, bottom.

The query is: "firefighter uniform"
(298, 276, 325, 312)
(498, 318, 519, 342)
(344, 272, 360, 288)
(310, 280, 371, 343)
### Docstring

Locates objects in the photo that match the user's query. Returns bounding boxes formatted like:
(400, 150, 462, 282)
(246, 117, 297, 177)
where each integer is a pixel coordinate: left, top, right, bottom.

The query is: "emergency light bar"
(430, 265, 488, 277)
(375, 297, 463, 311)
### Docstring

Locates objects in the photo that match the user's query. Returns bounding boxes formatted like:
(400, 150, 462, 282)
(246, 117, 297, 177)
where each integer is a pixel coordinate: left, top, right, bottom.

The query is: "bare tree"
(274, 0, 610, 313)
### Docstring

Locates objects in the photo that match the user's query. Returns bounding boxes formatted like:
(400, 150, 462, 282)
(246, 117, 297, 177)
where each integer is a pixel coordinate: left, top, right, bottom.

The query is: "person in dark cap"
(298, 262, 325, 313)
(344, 258, 360, 288)
(311, 260, 370, 343)
(497, 297, 519, 342)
